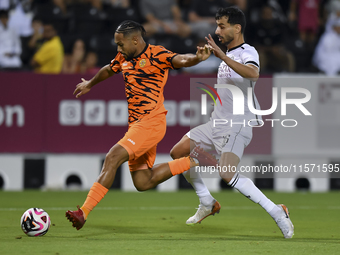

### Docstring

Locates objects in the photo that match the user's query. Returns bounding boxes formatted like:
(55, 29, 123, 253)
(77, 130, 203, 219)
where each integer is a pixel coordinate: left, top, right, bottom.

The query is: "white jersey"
(212, 43, 262, 126)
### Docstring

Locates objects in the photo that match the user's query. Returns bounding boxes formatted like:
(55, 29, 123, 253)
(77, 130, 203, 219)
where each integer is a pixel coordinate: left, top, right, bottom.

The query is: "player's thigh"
(214, 125, 253, 160)
(130, 167, 153, 191)
(129, 145, 157, 172)
(104, 143, 130, 167)
(188, 122, 216, 155)
(118, 114, 166, 160)
(129, 146, 157, 190)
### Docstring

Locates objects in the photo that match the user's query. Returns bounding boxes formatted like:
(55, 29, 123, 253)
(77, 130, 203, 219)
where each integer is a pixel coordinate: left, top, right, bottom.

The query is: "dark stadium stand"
(0, 0, 334, 73)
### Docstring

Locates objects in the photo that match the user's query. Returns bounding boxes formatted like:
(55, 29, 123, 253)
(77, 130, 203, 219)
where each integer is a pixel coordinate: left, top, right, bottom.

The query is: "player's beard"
(123, 53, 133, 61)
(123, 51, 136, 61)
(223, 34, 234, 46)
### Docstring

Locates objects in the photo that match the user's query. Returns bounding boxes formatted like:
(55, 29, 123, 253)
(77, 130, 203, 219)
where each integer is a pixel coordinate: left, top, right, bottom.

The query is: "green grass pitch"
(0, 190, 339, 255)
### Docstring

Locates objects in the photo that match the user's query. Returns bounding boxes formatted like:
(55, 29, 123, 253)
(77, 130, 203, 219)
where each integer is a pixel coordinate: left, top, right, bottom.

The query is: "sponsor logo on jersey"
(127, 138, 135, 145)
(139, 59, 146, 67)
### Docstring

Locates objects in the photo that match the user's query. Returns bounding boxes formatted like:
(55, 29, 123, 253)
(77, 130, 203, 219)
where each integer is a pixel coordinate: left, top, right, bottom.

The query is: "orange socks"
(81, 158, 193, 218)
(168, 156, 191, 176)
(81, 182, 108, 219)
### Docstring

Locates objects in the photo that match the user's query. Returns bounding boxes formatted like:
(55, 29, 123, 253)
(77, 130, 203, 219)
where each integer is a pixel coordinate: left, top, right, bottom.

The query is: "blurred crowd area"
(1, 0, 340, 75)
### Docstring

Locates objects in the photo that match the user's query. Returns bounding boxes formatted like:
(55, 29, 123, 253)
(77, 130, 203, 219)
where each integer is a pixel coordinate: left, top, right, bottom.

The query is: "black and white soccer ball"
(21, 208, 51, 237)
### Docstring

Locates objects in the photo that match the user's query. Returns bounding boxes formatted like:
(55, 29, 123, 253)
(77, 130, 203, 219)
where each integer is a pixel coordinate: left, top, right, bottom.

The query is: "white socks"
(183, 170, 281, 220)
(229, 174, 281, 219)
(182, 170, 215, 207)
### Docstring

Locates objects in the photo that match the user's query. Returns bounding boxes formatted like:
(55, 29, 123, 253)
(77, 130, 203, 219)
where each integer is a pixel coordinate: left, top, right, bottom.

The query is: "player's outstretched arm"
(205, 34, 259, 81)
(172, 45, 211, 69)
(73, 64, 114, 98)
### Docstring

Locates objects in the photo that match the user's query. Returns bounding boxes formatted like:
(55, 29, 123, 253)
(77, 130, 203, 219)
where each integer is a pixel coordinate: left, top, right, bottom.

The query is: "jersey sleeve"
(153, 46, 178, 70)
(109, 53, 123, 73)
(241, 47, 260, 69)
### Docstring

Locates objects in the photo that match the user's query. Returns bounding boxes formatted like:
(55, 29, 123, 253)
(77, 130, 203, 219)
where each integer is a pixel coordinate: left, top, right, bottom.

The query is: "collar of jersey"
(131, 43, 149, 60)
(227, 42, 245, 52)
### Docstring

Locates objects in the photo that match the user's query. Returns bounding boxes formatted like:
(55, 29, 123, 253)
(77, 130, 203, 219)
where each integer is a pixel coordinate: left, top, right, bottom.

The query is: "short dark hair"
(0, 9, 9, 18)
(115, 20, 146, 37)
(32, 15, 43, 23)
(42, 20, 55, 27)
(216, 7, 246, 34)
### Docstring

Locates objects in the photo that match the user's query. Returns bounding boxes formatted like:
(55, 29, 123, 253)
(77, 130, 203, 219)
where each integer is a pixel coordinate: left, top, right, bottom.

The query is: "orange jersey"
(110, 44, 178, 124)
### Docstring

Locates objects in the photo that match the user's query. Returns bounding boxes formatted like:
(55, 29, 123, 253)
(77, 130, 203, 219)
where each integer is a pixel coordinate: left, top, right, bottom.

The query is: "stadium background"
(1, 2, 340, 254)
(1, 0, 340, 192)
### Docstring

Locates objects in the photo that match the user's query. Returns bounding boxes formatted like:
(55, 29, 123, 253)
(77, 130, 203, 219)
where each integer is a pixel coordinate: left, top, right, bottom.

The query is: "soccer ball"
(20, 208, 51, 237)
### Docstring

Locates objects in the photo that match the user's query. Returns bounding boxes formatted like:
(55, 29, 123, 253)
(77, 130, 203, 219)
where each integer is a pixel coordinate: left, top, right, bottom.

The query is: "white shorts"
(186, 121, 253, 160)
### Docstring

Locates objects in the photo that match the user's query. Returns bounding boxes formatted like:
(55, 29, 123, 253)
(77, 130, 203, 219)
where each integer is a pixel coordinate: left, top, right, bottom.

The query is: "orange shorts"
(118, 113, 167, 171)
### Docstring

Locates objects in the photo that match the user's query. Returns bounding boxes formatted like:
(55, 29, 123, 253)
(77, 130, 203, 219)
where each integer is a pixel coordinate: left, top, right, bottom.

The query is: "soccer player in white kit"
(170, 7, 294, 238)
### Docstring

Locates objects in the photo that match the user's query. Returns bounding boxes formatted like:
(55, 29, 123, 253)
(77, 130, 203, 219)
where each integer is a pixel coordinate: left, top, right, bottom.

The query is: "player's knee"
(135, 186, 144, 192)
(104, 146, 128, 169)
(170, 147, 178, 159)
(219, 171, 233, 183)
(104, 153, 115, 167)
(170, 146, 187, 159)
(104, 151, 120, 169)
(134, 184, 148, 192)
(134, 179, 156, 192)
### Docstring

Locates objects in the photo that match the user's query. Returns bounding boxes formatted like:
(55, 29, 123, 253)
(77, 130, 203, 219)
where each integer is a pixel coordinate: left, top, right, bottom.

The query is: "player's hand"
(196, 44, 211, 61)
(73, 78, 91, 98)
(205, 34, 225, 60)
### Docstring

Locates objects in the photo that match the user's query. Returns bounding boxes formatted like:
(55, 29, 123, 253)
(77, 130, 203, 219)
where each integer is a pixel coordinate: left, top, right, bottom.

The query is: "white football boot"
(186, 200, 221, 225)
(275, 204, 294, 238)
